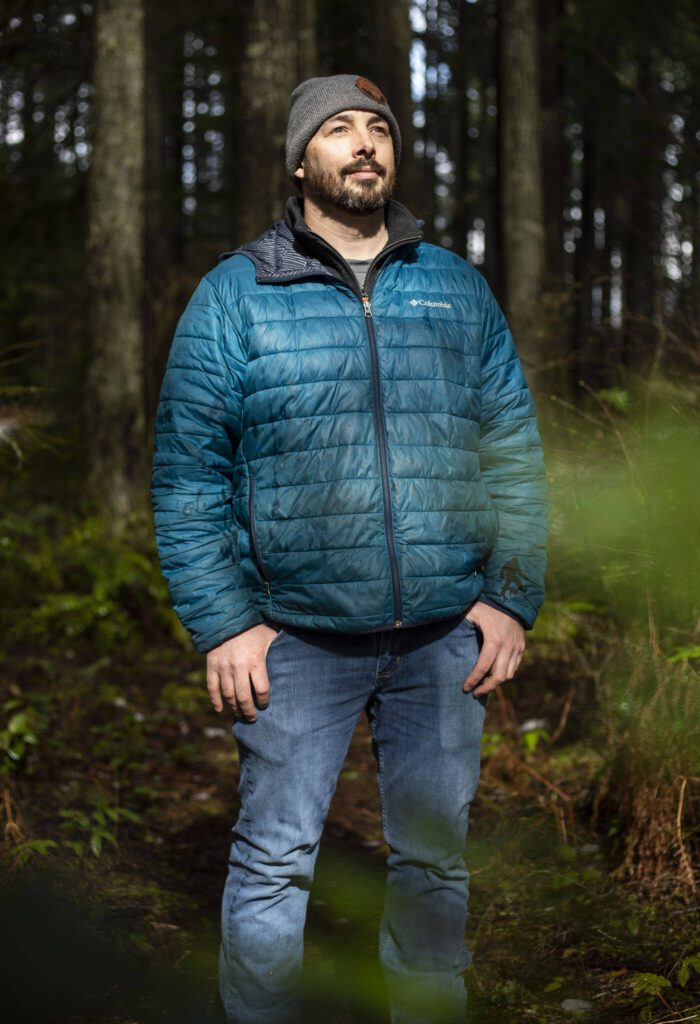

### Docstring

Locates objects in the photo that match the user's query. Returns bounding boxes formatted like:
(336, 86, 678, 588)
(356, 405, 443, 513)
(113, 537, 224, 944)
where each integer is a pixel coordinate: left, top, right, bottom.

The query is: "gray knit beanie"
(285, 74, 402, 177)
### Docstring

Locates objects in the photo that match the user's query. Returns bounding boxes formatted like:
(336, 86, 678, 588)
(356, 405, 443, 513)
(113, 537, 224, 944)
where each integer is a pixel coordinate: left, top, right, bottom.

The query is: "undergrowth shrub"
(0, 506, 188, 659)
(544, 376, 700, 896)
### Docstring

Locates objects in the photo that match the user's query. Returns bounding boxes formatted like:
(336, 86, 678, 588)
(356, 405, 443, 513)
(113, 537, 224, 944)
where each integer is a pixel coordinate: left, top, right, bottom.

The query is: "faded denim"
(219, 612, 487, 1024)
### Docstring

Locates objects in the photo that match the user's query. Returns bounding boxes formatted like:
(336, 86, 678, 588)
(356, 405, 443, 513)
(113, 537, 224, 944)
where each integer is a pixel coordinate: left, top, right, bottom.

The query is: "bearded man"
(151, 74, 549, 1024)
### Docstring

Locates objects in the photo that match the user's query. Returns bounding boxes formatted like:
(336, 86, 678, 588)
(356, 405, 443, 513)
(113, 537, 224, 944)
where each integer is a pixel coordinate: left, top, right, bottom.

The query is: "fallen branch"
(675, 776, 697, 897)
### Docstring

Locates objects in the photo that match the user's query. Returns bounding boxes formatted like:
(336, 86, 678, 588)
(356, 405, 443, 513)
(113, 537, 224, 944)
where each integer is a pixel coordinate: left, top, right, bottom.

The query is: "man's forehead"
(319, 109, 390, 129)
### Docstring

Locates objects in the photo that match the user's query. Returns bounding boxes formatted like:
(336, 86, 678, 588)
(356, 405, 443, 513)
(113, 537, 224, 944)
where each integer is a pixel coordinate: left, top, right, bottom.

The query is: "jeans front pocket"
(267, 627, 287, 649)
(454, 613, 484, 653)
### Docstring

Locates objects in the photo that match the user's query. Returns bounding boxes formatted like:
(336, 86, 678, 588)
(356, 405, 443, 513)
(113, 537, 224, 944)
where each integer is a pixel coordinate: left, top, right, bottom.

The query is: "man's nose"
(353, 131, 376, 157)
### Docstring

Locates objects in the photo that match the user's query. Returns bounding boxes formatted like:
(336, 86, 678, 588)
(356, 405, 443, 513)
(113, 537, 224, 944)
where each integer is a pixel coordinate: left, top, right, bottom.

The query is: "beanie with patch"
(285, 74, 402, 177)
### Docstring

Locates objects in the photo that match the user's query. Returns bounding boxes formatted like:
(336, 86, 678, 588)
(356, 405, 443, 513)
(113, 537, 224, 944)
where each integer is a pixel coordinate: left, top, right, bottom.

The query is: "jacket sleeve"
(476, 281, 549, 629)
(150, 274, 263, 653)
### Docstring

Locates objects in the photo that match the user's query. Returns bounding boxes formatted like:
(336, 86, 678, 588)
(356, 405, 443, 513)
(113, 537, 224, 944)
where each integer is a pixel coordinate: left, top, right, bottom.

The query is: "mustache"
(342, 159, 386, 177)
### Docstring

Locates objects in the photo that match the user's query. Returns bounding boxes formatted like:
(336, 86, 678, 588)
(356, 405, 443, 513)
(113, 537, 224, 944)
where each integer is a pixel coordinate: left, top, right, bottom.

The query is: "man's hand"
(206, 624, 280, 720)
(463, 601, 525, 696)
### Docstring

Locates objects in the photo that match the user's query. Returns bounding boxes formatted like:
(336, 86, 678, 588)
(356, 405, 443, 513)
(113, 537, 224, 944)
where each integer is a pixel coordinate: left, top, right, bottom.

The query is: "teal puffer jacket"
(151, 199, 548, 654)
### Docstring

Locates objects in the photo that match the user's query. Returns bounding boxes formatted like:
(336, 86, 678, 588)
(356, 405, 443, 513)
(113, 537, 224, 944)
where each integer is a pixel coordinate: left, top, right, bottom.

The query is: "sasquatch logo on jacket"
(499, 557, 526, 598)
(151, 198, 549, 654)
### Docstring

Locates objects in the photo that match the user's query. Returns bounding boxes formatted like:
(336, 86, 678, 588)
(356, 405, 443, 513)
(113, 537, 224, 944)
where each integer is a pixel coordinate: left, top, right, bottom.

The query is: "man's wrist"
(475, 595, 528, 629)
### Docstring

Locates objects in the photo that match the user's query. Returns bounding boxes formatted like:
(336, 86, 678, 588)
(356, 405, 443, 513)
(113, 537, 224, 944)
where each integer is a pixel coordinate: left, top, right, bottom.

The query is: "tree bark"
(144, 0, 184, 425)
(229, 0, 297, 244)
(296, 0, 318, 82)
(498, 0, 546, 383)
(538, 0, 565, 290)
(621, 50, 661, 376)
(375, 0, 421, 214)
(451, 0, 472, 260)
(85, 0, 147, 526)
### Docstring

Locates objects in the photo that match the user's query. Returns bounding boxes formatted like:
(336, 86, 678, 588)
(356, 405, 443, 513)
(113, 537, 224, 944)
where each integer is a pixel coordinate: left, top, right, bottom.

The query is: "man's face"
(294, 109, 396, 214)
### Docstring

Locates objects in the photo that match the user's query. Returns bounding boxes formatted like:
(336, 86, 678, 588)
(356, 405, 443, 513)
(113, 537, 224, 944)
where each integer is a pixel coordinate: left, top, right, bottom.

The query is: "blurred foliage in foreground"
(540, 377, 700, 897)
(545, 378, 700, 641)
(0, 508, 188, 664)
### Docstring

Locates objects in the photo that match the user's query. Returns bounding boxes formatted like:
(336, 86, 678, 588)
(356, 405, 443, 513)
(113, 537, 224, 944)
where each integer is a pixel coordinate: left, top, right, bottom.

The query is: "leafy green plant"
(521, 727, 550, 755)
(58, 797, 143, 859)
(9, 838, 59, 869)
(0, 508, 187, 657)
(630, 972, 671, 998)
(481, 730, 504, 758)
(0, 697, 50, 775)
(677, 954, 700, 988)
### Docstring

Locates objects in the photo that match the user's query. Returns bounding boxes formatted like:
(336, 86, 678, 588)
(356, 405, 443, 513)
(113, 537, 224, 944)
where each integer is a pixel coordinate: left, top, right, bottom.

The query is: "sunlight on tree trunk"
(231, 0, 297, 243)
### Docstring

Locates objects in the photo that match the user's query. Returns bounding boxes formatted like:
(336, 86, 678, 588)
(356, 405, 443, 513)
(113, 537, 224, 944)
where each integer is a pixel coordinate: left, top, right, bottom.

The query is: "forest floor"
(1, 635, 699, 1024)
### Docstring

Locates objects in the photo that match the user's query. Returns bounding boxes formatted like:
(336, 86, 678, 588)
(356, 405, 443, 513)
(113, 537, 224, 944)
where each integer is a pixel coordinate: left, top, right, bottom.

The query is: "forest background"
(0, 1, 699, 1022)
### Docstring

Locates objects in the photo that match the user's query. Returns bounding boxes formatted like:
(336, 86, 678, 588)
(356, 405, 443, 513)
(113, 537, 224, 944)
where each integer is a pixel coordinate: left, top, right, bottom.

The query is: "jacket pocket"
(248, 476, 271, 594)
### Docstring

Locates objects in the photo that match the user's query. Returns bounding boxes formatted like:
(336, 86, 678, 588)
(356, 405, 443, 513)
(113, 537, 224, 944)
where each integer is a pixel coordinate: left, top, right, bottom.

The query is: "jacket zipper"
(360, 284, 404, 630)
(248, 476, 271, 597)
(353, 237, 419, 630)
(251, 232, 421, 629)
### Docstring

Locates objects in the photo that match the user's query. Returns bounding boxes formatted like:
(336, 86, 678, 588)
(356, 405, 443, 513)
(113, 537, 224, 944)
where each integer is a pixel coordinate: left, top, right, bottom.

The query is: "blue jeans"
(219, 612, 487, 1024)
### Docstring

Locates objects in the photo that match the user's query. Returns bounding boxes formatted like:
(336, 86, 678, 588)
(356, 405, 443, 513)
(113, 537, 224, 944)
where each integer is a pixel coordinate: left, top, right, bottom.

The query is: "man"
(151, 74, 548, 1024)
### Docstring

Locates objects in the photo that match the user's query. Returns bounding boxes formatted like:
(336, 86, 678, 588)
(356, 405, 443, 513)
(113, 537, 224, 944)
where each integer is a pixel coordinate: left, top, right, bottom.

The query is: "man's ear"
(293, 162, 305, 182)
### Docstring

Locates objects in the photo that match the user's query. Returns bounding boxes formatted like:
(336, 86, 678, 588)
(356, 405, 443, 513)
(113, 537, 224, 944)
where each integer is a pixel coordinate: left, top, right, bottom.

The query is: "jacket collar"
(282, 196, 422, 291)
(222, 196, 423, 291)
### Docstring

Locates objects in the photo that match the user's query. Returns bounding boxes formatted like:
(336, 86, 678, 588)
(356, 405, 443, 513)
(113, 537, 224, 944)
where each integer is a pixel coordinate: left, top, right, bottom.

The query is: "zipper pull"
(361, 292, 372, 317)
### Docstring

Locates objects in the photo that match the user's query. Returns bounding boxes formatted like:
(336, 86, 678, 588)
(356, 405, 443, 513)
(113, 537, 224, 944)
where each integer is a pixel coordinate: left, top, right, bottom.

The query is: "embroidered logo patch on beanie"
(355, 77, 387, 104)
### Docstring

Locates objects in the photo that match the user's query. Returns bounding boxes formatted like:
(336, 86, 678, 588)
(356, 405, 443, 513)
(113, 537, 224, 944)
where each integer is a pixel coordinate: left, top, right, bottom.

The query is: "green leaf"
(678, 954, 700, 987)
(522, 728, 549, 754)
(62, 840, 85, 858)
(668, 644, 700, 664)
(28, 839, 58, 856)
(118, 808, 143, 823)
(8, 739, 25, 760)
(596, 387, 631, 412)
(543, 976, 563, 993)
(630, 973, 671, 997)
(7, 712, 28, 735)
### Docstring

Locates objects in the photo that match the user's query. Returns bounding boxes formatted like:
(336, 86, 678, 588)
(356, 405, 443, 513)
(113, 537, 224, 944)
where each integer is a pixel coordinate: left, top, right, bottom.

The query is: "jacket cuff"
(475, 594, 530, 630)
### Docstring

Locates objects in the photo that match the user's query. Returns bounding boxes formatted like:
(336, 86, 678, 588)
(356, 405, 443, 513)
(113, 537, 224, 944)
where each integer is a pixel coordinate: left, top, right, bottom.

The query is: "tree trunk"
(85, 0, 147, 526)
(538, 0, 565, 290)
(481, 0, 501, 292)
(622, 50, 661, 376)
(451, 0, 472, 260)
(375, 0, 421, 214)
(296, 0, 318, 82)
(498, 0, 546, 384)
(144, 0, 184, 425)
(421, 31, 439, 244)
(229, 0, 297, 244)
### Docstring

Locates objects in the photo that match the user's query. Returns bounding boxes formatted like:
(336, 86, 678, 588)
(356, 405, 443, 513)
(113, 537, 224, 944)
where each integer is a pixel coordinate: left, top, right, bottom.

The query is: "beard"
(301, 155, 396, 214)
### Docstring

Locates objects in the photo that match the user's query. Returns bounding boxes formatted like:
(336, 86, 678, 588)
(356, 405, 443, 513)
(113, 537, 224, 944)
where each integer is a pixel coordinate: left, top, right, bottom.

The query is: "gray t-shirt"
(346, 258, 373, 291)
